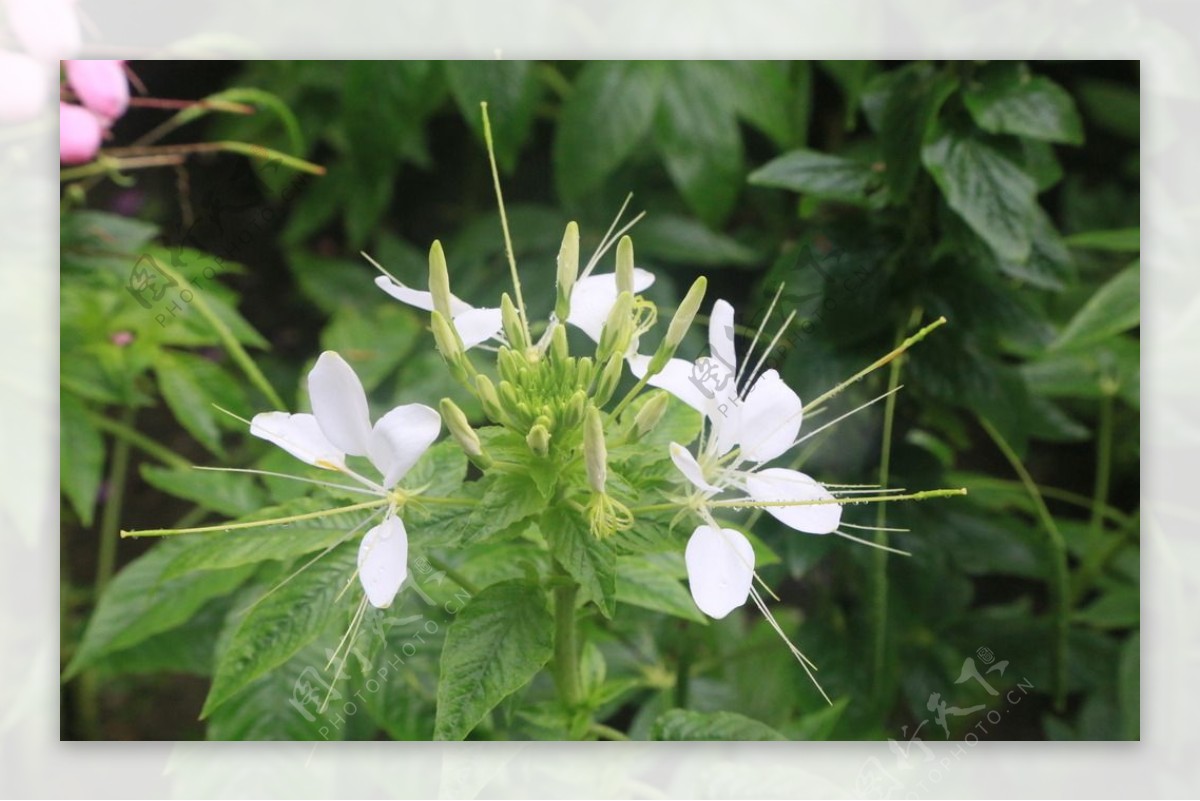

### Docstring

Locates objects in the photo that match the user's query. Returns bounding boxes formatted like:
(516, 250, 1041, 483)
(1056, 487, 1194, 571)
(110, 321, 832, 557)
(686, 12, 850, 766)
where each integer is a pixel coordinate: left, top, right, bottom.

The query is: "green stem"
(148, 258, 286, 410)
(85, 409, 191, 469)
(589, 722, 630, 741)
(869, 323, 907, 705)
(480, 103, 532, 344)
(426, 554, 480, 596)
(552, 564, 583, 715)
(980, 418, 1068, 711)
(1089, 393, 1115, 539)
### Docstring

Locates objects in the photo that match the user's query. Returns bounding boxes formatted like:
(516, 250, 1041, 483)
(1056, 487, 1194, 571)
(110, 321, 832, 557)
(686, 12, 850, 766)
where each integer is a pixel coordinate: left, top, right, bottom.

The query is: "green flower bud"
(475, 374, 503, 421)
(498, 380, 521, 416)
(583, 405, 607, 493)
(592, 351, 626, 407)
(550, 322, 569, 363)
(575, 357, 595, 390)
(429, 309, 462, 363)
(440, 398, 492, 468)
(632, 390, 670, 438)
(596, 291, 633, 364)
(562, 389, 587, 428)
(555, 221, 580, 322)
(615, 235, 635, 295)
(497, 347, 522, 385)
(501, 292, 529, 351)
(526, 423, 551, 457)
(428, 240, 454, 322)
(647, 276, 707, 376)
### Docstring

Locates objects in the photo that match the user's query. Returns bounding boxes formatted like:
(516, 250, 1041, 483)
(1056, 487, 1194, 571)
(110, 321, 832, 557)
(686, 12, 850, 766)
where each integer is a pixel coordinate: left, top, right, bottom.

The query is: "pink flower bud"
(3, 0, 81, 60)
(65, 60, 129, 123)
(59, 102, 102, 164)
(0, 49, 48, 121)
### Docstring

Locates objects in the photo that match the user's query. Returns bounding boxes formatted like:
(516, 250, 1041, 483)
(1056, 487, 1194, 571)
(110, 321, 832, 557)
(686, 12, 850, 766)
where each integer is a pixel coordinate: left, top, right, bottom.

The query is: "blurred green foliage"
(60, 60, 1138, 741)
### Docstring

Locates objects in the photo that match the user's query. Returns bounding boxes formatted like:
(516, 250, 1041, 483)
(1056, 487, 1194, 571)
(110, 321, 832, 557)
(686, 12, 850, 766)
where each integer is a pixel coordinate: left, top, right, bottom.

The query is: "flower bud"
(549, 322, 569, 363)
(555, 221, 579, 321)
(427, 240, 454, 321)
(592, 352, 626, 407)
(65, 60, 129, 122)
(575, 356, 595, 390)
(59, 102, 102, 165)
(615, 235, 635, 295)
(633, 390, 670, 438)
(562, 389, 587, 428)
(500, 292, 528, 351)
(526, 423, 551, 457)
(583, 405, 607, 493)
(647, 276, 707, 376)
(498, 380, 522, 416)
(440, 398, 492, 468)
(474, 374, 503, 421)
(429, 309, 462, 362)
(596, 291, 633, 364)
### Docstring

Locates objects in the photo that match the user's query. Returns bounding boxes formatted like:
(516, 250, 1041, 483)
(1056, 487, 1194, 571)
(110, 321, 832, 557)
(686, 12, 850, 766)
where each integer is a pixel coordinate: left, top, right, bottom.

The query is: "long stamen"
(192, 466, 379, 497)
(780, 386, 904, 459)
(834, 529, 912, 556)
(841, 521, 910, 533)
(120, 497, 390, 538)
(322, 595, 370, 713)
(739, 308, 796, 399)
(734, 283, 785, 390)
(747, 587, 830, 704)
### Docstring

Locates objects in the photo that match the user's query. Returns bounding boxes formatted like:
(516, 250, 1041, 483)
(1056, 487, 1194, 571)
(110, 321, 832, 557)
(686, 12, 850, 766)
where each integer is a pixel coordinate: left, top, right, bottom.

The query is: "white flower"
(563, 267, 656, 344)
(643, 299, 842, 618)
(249, 351, 441, 608)
(374, 275, 504, 350)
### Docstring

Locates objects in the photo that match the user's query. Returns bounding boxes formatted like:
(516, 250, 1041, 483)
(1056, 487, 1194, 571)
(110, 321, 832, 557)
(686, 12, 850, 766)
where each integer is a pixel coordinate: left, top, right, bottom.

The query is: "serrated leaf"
(922, 126, 1038, 262)
(207, 640, 345, 740)
(652, 709, 787, 741)
(60, 392, 104, 527)
(615, 554, 706, 623)
(141, 463, 266, 518)
(203, 542, 358, 717)
(445, 60, 541, 173)
(553, 61, 666, 201)
(862, 63, 958, 200)
(654, 63, 745, 225)
(434, 580, 554, 740)
(65, 540, 255, 679)
(155, 350, 251, 456)
(459, 469, 544, 546)
(964, 66, 1084, 145)
(543, 507, 616, 618)
(1054, 263, 1139, 350)
(749, 149, 886, 207)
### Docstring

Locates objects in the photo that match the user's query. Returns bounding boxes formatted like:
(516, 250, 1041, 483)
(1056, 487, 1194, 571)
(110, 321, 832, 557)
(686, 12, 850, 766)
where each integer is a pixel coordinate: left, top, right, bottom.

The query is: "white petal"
(249, 412, 344, 468)
(669, 442, 721, 493)
(684, 525, 755, 620)
(708, 399, 742, 458)
(358, 515, 408, 608)
(627, 355, 711, 414)
(374, 275, 472, 316)
(708, 299, 737, 380)
(368, 404, 442, 488)
(736, 369, 803, 463)
(744, 467, 841, 534)
(566, 268, 656, 342)
(452, 307, 504, 349)
(308, 351, 374, 456)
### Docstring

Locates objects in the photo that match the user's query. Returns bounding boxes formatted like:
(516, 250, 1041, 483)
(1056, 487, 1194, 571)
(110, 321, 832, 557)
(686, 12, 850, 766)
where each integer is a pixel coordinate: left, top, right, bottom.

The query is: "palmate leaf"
(202, 542, 359, 718)
(434, 580, 554, 740)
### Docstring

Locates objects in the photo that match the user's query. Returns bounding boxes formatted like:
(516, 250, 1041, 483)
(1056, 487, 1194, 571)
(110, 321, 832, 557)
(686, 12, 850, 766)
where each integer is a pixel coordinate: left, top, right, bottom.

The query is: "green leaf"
(652, 709, 787, 741)
(459, 469, 545, 546)
(65, 540, 255, 679)
(155, 350, 251, 456)
(1065, 228, 1140, 252)
(543, 507, 616, 618)
(207, 640, 345, 740)
(862, 63, 958, 200)
(964, 65, 1084, 145)
(400, 439, 469, 498)
(140, 463, 266, 518)
(434, 580, 554, 740)
(445, 60, 542, 173)
(161, 498, 379, 580)
(720, 61, 805, 148)
(1118, 632, 1139, 740)
(749, 149, 886, 207)
(786, 697, 849, 740)
(615, 553, 706, 623)
(320, 302, 422, 392)
(819, 60, 875, 129)
(553, 61, 666, 201)
(91, 595, 230, 678)
(203, 542, 358, 717)
(1077, 78, 1139, 140)
(60, 392, 104, 527)
(634, 214, 758, 267)
(922, 125, 1039, 261)
(653, 63, 745, 225)
(1073, 586, 1139, 630)
(1053, 263, 1140, 350)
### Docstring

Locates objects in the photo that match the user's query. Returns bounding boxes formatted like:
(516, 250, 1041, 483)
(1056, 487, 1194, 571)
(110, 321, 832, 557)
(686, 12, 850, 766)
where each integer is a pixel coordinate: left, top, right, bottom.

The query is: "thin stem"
(85, 409, 191, 469)
(980, 417, 1068, 711)
(589, 722, 630, 741)
(806, 316, 946, 413)
(60, 154, 188, 181)
(480, 102, 532, 344)
(426, 554, 481, 596)
(120, 497, 389, 538)
(552, 563, 583, 716)
(99, 142, 325, 175)
(148, 258, 286, 410)
(958, 475, 1130, 526)
(869, 322, 907, 706)
(1089, 393, 1115, 539)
